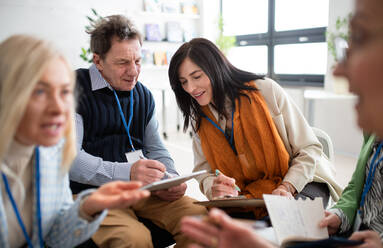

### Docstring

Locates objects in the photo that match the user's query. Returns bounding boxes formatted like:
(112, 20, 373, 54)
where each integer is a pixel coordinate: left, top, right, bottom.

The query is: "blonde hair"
(0, 34, 77, 172)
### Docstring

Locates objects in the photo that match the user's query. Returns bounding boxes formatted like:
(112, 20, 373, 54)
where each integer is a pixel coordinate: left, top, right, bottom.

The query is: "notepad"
(140, 170, 207, 191)
(262, 194, 363, 248)
(194, 197, 264, 208)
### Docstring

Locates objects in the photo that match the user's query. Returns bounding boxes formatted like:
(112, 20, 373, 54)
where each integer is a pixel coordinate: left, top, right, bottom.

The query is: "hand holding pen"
(139, 155, 172, 179)
(211, 169, 241, 199)
(138, 155, 187, 201)
(130, 155, 167, 185)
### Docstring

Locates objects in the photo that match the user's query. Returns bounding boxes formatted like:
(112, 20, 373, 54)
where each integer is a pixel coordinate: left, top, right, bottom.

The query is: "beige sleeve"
(192, 132, 216, 200)
(259, 78, 323, 193)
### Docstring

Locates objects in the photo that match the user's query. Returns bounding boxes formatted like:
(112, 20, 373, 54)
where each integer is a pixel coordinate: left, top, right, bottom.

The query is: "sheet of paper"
(263, 194, 328, 245)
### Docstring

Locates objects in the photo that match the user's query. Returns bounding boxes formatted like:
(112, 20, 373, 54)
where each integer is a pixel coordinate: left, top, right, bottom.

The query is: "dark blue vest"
(70, 68, 155, 193)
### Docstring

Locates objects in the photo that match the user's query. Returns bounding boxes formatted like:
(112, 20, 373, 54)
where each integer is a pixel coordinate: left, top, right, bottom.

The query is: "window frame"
(222, 0, 327, 87)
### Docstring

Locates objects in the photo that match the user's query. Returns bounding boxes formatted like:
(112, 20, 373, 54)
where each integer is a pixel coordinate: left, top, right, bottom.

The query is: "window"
(222, 0, 329, 86)
(222, 0, 268, 36)
(227, 45, 268, 74)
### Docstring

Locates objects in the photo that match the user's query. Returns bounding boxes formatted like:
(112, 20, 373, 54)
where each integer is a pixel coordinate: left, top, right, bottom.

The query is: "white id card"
(353, 211, 362, 232)
(125, 149, 144, 163)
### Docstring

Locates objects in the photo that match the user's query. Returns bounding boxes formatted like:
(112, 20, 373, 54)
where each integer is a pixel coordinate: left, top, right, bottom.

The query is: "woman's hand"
(181, 208, 275, 248)
(350, 230, 383, 248)
(348, 230, 383, 248)
(211, 174, 239, 199)
(319, 211, 341, 235)
(81, 181, 150, 217)
(272, 182, 295, 197)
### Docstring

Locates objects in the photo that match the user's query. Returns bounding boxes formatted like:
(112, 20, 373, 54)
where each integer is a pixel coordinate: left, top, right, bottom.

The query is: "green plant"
(215, 15, 236, 56)
(326, 13, 351, 63)
(80, 8, 103, 63)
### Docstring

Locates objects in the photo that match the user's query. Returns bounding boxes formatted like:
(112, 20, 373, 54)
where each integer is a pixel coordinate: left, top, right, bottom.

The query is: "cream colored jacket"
(192, 78, 343, 201)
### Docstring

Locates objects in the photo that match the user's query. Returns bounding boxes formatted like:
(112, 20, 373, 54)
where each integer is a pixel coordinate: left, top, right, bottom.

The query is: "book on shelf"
(162, 0, 180, 14)
(262, 194, 363, 248)
(166, 49, 176, 63)
(141, 48, 154, 65)
(143, 0, 162, 13)
(183, 22, 196, 42)
(153, 51, 168, 66)
(181, 0, 198, 15)
(145, 23, 162, 41)
(166, 21, 183, 42)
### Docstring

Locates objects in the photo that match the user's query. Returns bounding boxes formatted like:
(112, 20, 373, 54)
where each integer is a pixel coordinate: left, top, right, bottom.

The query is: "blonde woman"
(0, 34, 150, 248)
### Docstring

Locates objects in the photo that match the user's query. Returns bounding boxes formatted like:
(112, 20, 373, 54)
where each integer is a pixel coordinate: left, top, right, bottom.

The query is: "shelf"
(136, 11, 200, 20)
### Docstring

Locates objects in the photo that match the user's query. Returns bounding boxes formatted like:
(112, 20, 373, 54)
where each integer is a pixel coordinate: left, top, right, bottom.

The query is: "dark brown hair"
(88, 15, 142, 59)
(168, 38, 264, 132)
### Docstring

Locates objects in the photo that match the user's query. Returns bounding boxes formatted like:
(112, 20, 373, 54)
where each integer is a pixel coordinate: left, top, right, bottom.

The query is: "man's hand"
(153, 183, 187, 201)
(130, 159, 166, 185)
(319, 211, 341, 235)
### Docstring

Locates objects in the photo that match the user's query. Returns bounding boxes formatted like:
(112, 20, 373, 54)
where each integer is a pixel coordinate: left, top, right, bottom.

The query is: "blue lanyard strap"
(203, 109, 235, 151)
(2, 146, 43, 248)
(113, 89, 135, 151)
(359, 141, 383, 211)
(35, 147, 43, 247)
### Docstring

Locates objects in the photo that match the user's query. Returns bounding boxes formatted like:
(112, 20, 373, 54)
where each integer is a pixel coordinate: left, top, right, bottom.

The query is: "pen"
(139, 155, 172, 179)
(215, 169, 241, 192)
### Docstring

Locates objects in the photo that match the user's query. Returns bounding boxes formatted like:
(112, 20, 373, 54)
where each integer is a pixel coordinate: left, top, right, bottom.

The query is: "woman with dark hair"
(181, 0, 383, 245)
(169, 38, 342, 218)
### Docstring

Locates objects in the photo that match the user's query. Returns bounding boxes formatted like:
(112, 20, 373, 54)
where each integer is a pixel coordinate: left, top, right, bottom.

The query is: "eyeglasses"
(334, 37, 349, 64)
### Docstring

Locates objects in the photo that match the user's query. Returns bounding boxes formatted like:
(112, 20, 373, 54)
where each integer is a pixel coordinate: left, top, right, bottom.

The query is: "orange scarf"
(198, 81, 290, 218)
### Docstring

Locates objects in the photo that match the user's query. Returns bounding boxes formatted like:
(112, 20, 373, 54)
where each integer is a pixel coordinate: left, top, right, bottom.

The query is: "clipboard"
(140, 170, 207, 191)
(194, 197, 265, 208)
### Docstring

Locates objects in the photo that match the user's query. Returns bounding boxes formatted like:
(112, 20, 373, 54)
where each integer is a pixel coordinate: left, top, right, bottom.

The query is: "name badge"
(125, 149, 144, 163)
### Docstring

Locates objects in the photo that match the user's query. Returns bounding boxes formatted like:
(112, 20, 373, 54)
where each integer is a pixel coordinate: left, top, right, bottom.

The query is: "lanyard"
(358, 140, 383, 214)
(203, 109, 235, 151)
(113, 89, 135, 151)
(2, 147, 44, 248)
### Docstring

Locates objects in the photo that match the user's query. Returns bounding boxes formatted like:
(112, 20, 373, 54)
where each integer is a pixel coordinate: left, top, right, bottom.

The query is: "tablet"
(140, 170, 207, 191)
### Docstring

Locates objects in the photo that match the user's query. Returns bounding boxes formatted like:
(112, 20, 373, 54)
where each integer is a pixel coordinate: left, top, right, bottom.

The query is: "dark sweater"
(71, 68, 155, 193)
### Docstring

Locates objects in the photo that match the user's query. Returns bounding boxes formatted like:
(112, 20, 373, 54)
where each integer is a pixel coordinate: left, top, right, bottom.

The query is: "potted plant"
(326, 13, 351, 94)
(80, 8, 103, 63)
(215, 15, 236, 56)
(326, 14, 351, 64)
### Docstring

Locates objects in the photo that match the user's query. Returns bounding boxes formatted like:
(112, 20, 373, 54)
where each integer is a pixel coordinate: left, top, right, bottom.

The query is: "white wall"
(0, 0, 146, 69)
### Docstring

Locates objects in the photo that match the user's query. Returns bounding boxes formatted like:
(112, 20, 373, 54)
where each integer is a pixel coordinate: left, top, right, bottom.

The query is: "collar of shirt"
(89, 64, 114, 91)
(207, 97, 233, 129)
